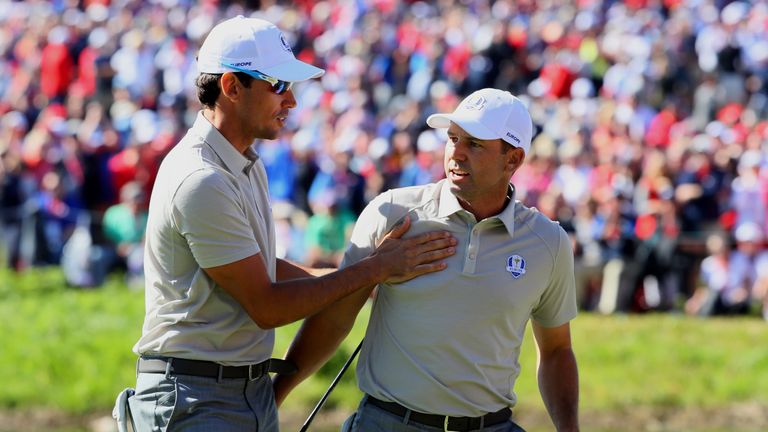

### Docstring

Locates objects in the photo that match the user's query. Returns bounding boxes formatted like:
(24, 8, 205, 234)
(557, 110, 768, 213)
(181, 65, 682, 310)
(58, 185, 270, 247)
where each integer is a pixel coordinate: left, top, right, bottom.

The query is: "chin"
(259, 130, 280, 141)
(447, 182, 467, 198)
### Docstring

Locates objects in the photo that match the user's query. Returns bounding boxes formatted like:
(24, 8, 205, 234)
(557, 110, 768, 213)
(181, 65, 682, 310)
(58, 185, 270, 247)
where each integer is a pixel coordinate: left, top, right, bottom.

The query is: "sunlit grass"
(0, 268, 766, 431)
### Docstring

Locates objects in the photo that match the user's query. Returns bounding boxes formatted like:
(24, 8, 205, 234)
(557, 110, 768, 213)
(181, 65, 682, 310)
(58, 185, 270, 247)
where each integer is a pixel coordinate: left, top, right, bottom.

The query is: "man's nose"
(283, 89, 297, 108)
(449, 141, 468, 160)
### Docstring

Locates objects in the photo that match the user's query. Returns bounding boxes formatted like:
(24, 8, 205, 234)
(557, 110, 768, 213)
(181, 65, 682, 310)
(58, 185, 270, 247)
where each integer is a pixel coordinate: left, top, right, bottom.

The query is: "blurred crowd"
(0, 0, 767, 318)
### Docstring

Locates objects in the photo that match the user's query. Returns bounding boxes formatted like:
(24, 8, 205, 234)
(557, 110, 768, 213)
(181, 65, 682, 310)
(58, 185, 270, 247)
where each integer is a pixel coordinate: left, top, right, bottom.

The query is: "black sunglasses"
(222, 63, 293, 95)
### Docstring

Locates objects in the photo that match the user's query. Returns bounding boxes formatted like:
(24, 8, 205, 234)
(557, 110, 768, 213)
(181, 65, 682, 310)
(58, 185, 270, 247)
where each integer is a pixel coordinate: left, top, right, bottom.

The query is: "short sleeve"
(340, 190, 395, 269)
(532, 226, 578, 327)
(172, 169, 260, 268)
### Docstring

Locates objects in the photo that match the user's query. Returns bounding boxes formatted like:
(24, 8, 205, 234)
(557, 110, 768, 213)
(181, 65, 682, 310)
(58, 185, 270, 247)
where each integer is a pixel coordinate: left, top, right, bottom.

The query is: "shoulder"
(515, 201, 568, 243)
(387, 182, 439, 207)
(365, 182, 440, 224)
(514, 201, 572, 263)
(174, 168, 239, 208)
(158, 139, 237, 203)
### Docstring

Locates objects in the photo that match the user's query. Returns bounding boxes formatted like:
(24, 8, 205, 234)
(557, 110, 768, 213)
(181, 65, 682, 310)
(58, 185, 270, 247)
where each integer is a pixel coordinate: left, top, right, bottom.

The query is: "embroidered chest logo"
(506, 254, 526, 278)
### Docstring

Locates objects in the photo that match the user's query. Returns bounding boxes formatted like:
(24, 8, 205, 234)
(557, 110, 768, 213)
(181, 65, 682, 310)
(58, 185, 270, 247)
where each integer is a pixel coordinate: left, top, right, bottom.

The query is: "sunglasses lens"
(274, 81, 291, 95)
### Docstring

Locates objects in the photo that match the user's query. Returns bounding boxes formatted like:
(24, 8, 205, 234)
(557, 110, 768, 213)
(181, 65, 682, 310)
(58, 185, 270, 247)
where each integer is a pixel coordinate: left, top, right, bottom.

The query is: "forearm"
(272, 312, 354, 406)
(276, 258, 335, 280)
(206, 222, 454, 329)
(256, 257, 384, 329)
(538, 347, 580, 432)
(273, 287, 372, 405)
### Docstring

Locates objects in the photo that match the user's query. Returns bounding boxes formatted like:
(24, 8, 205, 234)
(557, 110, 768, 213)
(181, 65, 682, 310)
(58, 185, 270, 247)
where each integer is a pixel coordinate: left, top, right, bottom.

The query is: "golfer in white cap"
(120, 16, 456, 432)
(276, 89, 580, 432)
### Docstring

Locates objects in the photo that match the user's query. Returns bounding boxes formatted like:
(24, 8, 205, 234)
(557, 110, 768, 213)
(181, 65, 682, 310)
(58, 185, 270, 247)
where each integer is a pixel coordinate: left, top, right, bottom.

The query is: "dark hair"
(195, 72, 255, 109)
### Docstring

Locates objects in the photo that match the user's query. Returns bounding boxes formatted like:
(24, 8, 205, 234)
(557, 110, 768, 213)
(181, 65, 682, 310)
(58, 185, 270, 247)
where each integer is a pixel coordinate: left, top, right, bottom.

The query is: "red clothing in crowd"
(645, 109, 677, 148)
(539, 62, 575, 99)
(40, 43, 74, 99)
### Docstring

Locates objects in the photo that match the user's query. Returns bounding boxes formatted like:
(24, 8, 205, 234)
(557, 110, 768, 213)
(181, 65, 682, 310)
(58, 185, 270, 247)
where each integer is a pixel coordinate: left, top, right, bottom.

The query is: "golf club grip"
(299, 339, 363, 432)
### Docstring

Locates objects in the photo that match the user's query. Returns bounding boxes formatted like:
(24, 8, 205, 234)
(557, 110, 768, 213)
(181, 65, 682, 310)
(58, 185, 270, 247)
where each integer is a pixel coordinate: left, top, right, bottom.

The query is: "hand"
(371, 215, 456, 283)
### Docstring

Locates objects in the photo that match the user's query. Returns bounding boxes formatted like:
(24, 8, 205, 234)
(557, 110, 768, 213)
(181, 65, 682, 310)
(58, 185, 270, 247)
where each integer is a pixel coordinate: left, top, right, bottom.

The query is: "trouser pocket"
(130, 373, 178, 432)
(340, 411, 357, 432)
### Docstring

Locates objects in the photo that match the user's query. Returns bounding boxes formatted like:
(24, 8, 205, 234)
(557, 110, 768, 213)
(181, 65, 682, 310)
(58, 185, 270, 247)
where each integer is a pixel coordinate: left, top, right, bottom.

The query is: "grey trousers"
(128, 371, 278, 432)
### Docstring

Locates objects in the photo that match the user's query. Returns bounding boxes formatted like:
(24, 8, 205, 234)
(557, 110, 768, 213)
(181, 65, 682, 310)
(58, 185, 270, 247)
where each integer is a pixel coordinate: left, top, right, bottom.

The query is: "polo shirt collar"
(497, 186, 517, 237)
(435, 179, 517, 237)
(191, 111, 259, 175)
(436, 179, 465, 219)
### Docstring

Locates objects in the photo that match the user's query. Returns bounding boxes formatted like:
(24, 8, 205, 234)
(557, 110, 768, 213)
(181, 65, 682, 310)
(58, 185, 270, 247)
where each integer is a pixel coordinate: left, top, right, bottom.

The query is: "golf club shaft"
(299, 339, 363, 432)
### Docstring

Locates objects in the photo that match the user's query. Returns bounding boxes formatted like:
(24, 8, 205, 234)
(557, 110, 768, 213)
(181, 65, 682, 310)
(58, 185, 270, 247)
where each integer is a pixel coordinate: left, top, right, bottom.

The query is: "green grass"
(1, 268, 767, 430)
(0, 269, 143, 413)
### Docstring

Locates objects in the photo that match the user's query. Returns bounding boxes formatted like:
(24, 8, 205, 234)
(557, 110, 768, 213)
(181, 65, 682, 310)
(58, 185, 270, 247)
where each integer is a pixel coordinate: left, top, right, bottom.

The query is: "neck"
(459, 191, 511, 221)
(203, 108, 253, 154)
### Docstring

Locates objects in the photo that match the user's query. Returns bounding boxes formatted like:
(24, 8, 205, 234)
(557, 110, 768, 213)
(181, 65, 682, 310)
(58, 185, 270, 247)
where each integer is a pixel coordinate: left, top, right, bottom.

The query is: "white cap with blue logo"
(427, 88, 533, 155)
(196, 15, 324, 82)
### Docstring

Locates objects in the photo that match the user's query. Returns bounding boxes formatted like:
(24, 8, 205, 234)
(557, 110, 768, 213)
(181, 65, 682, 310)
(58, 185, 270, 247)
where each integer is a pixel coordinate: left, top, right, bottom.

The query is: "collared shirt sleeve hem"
(531, 225, 578, 327)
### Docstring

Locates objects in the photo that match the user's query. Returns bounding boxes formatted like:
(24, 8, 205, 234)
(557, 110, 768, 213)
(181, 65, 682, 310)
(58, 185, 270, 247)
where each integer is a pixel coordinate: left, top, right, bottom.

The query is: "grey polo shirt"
(342, 179, 577, 417)
(133, 112, 276, 366)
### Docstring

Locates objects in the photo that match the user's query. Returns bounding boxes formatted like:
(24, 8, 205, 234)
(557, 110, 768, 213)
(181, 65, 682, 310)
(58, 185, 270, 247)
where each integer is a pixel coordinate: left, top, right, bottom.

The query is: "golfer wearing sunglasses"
(121, 16, 456, 432)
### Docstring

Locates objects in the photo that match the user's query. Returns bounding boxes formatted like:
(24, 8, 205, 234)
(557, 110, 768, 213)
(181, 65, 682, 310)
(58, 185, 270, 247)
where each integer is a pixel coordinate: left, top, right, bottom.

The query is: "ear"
(219, 72, 241, 102)
(506, 147, 526, 174)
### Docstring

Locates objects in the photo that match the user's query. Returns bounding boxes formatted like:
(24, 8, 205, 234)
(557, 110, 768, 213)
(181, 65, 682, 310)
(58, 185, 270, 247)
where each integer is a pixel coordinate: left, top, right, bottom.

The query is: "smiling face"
(444, 122, 525, 219)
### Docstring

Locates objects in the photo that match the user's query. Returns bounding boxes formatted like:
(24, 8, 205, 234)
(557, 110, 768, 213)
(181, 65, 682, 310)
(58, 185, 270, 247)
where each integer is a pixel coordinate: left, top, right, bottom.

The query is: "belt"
(137, 357, 296, 381)
(366, 396, 512, 432)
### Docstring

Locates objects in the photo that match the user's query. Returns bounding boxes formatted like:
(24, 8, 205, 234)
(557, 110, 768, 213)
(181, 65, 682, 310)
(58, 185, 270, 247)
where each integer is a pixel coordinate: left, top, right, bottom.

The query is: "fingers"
(408, 237, 455, 260)
(408, 229, 454, 245)
(411, 262, 448, 276)
(406, 234, 456, 256)
(416, 245, 456, 263)
(385, 215, 411, 240)
(390, 261, 449, 283)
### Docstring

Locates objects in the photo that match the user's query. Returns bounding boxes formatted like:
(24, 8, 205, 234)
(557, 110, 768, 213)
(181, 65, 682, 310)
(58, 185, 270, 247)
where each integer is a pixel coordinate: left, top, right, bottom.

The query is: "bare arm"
(532, 321, 580, 432)
(204, 216, 456, 329)
(272, 282, 372, 406)
(275, 258, 334, 280)
(269, 258, 366, 406)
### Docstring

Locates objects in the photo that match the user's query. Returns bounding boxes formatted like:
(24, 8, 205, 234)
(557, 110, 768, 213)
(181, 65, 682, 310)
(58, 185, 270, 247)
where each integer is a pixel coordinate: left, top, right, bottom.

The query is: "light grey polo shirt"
(342, 179, 577, 417)
(133, 112, 276, 366)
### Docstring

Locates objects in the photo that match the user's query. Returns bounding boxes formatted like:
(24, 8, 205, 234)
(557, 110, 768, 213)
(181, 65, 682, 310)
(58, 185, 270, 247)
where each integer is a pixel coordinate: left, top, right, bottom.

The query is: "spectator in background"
(674, 139, 729, 234)
(730, 150, 767, 237)
(685, 232, 731, 316)
(0, 0, 766, 323)
(102, 181, 147, 285)
(687, 223, 765, 317)
(0, 148, 32, 269)
(304, 189, 355, 268)
(32, 171, 78, 265)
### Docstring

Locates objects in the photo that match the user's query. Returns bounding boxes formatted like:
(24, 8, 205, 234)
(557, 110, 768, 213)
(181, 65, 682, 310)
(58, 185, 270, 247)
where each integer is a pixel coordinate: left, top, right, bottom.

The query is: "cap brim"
(426, 113, 500, 140)
(260, 58, 325, 82)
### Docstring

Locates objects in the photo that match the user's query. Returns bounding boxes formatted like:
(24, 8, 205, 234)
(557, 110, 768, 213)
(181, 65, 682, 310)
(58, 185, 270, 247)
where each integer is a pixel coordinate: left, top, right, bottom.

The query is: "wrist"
(360, 255, 388, 285)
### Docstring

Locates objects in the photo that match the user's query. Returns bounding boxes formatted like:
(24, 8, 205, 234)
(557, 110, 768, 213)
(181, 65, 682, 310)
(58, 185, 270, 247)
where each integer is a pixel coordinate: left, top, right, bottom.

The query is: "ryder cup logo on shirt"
(506, 254, 526, 278)
(464, 95, 487, 110)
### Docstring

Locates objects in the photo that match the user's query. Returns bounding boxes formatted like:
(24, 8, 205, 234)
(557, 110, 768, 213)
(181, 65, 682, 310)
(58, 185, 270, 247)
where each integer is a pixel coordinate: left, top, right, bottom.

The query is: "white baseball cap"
(197, 15, 324, 82)
(426, 88, 533, 154)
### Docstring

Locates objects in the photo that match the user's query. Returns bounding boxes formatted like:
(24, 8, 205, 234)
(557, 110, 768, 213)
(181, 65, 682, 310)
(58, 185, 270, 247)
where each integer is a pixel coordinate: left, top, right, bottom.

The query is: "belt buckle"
(248, 361, 265, 381)
(444, 416, 458, 432)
